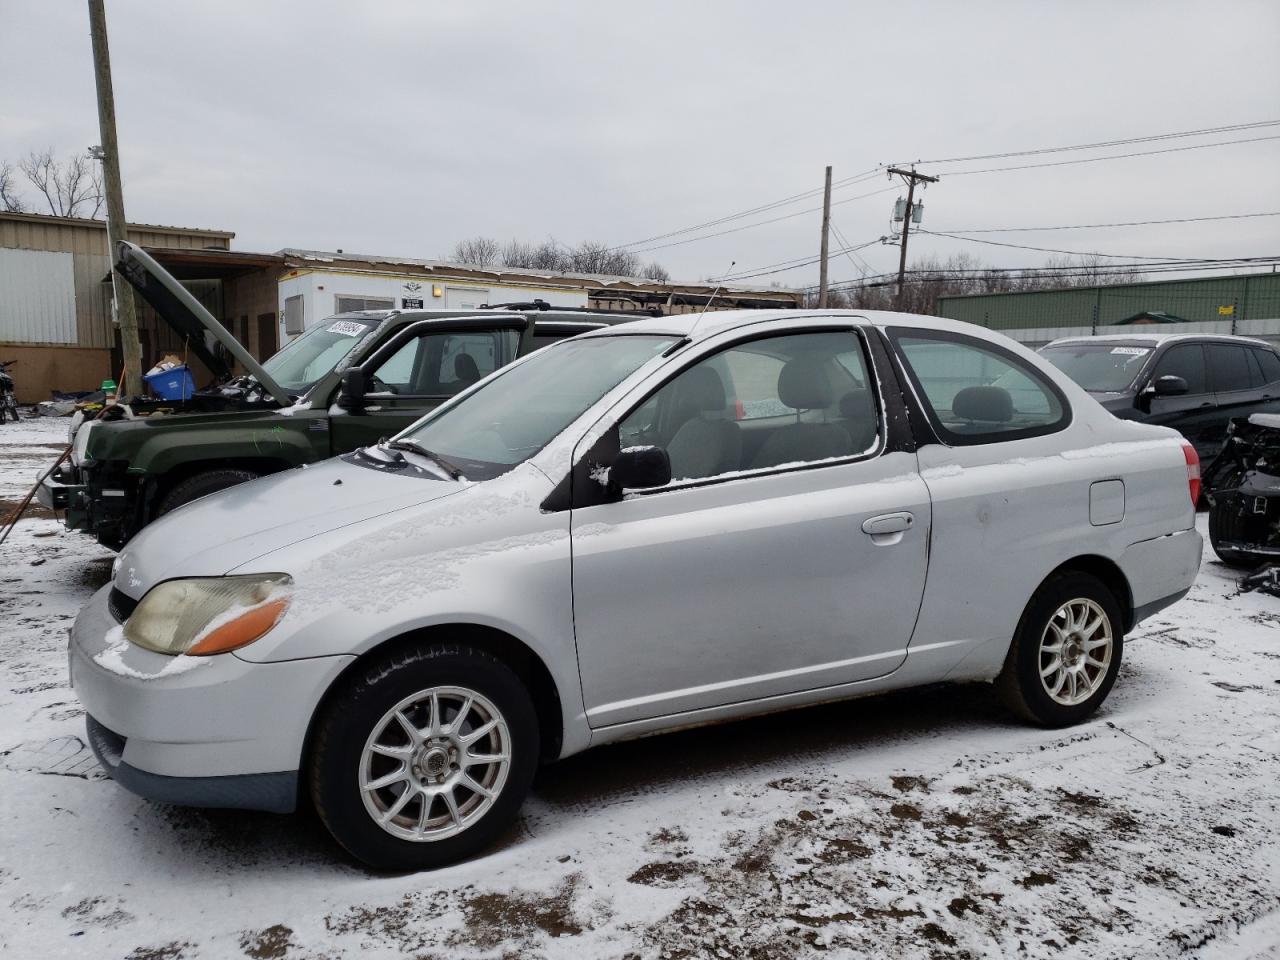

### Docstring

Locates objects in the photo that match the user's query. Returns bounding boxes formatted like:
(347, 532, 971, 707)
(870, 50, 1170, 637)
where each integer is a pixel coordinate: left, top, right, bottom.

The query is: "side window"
(1206, 344, 1253, 393)
(368, 338, 419, 394)
(1151, 344, 1207, 394)
(366, 329, 516, 397)
(1254, 348, 1280, 385)
(615, 330, 880, 483)
(437, 333, 500, 395)
(891, 329, 1067, 443)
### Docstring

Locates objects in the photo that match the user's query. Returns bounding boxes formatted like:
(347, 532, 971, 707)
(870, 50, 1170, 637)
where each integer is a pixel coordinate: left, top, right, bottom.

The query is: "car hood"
(1090, 392, 1135, 412)
(112, 454, 469, 597)
(114, 241, 291, 405)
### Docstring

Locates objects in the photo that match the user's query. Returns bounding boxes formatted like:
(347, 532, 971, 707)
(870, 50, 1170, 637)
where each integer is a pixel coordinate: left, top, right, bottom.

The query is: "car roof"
(1046, 332, 1275, 349)
(574, 308, 1006, 342)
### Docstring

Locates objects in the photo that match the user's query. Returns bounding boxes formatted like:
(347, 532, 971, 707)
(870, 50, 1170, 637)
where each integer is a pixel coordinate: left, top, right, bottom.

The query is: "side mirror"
(1152, 374, 1189, 397)
(339, 367, 367, 410)
(611, 445, 671, 492)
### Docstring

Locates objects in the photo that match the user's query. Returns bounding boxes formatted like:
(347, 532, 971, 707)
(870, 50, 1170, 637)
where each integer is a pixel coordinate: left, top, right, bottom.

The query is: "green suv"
(39, 242, 632, 547)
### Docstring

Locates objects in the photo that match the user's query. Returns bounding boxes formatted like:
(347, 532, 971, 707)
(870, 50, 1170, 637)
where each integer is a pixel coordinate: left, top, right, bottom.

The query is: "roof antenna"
(688, 260, 735, 338)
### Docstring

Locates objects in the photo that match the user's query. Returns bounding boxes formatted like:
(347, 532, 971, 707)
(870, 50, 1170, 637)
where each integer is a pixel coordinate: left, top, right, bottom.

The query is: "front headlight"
(70, 419, 95, 466)
(124, 575, 292, 656)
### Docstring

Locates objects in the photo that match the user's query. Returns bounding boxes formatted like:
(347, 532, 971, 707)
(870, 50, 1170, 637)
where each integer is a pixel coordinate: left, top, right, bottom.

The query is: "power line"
(716, 238, 884, 282)
(614, 121, 1280, 261)
(626, 185, 899, 255)
(810, 258, 1280, 292)
(898, 119, 1280, 165)
(919, 230, 1216, 261)
(931, 211, 1280, 234)
(942, 134, 1280, 177)
(614, 167, 884, 250)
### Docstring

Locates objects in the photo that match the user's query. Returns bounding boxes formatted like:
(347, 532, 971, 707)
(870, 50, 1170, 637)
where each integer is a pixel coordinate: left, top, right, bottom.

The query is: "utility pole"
(887, 166, 938, 309)
(817, 165, 832, 308)
(88, 0, 142, 397)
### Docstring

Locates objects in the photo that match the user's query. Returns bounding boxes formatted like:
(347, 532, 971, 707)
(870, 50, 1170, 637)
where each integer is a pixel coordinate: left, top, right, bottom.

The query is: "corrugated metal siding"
(938, 273, 1280, 331)
(0, 248, 77, 343)
(0, 215, 232, 348)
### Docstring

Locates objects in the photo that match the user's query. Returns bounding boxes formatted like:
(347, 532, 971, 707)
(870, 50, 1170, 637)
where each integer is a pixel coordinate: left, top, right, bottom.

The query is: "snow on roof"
(276, 247, 798, 297)
(577, 308, 1005, 342)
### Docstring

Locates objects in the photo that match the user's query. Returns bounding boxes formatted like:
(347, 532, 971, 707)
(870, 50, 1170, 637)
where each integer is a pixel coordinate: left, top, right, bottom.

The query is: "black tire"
(156, 468, 260, 516)
(1208, 499, 1262, 568)
(309, 642, 539, 871)
(997, 571, 1124, 728)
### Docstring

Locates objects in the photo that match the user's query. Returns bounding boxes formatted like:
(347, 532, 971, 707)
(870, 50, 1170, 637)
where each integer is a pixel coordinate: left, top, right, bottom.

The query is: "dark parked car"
(1038, 334, 1280, 462)
(1203, 413, 1280, 567)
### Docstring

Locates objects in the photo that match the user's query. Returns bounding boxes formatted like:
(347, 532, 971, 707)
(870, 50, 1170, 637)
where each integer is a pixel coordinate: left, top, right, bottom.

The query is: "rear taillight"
(1182, 441, 1201, 506)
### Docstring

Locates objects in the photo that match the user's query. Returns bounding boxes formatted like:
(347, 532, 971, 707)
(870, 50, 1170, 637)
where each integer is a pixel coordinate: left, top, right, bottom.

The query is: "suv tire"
(156, 468, 261, 516)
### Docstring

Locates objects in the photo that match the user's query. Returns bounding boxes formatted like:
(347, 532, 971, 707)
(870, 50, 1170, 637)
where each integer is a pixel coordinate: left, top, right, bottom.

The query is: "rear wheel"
(997, 572, 1123, 727)
(309, 643, 539, 871)
(156, 468, 261, 517)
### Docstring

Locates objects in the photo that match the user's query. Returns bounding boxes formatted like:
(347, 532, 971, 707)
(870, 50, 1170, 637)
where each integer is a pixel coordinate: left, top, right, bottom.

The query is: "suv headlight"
(124, 575, 292, 656)
(71, 419, 95, 466)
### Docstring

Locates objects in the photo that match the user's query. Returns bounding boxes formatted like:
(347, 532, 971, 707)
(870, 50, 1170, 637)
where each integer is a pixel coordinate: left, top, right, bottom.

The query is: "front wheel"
(997, 572, 1124, 727)
(309, 643, 539, 871)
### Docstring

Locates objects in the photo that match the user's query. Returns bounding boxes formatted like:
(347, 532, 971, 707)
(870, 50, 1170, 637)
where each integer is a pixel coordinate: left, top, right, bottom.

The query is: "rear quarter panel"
(909, 382, 1196, 683)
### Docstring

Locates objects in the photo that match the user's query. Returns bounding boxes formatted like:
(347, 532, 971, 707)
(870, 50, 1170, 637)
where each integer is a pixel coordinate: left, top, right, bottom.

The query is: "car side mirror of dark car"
(611, 445, 671, 492)
(339, 367, 367, 410)
(1152, 375, 1189, 397)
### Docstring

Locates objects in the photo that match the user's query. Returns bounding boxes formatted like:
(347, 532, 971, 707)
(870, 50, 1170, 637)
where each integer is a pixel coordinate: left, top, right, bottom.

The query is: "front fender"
(128, 422, 319, 476)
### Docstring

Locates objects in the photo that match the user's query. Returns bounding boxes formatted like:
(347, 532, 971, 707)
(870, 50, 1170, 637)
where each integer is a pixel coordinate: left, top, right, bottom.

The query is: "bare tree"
(642, 261, 671, 282)
(0, 161, 25, 212)
(501, 238, 566, 271)
(449, 234, 669, 280)
(817, 252, 1146, 314)
(15, 148, 103, 217)
(451, 236, 501, 267)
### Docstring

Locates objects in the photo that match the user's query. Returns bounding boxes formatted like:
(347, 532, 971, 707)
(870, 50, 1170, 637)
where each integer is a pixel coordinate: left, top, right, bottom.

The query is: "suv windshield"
(395, 334, 675, 479)
(261, 317, 381, 392)
(1039, 342, 1153, 393)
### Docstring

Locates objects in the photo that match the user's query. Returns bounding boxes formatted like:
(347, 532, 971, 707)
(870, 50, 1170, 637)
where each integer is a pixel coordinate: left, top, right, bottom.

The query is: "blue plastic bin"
(143, 364, 195, 400)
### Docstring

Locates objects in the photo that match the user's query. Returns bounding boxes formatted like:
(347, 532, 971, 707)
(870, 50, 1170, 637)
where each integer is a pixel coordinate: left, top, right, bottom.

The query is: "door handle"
(862, 512, 914, 540)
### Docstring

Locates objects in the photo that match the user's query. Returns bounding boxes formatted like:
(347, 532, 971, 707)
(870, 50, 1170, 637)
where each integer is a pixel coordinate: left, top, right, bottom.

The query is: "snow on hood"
(113, 456, 467, 597)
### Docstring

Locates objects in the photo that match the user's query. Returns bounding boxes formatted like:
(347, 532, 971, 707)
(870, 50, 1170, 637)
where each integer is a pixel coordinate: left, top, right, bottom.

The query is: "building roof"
(0, 210, 234, 240)
(276, 247, 801, 302)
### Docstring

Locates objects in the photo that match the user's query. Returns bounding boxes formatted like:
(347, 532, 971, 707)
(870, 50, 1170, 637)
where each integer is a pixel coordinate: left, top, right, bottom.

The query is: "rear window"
(891, 328, 1068, 444)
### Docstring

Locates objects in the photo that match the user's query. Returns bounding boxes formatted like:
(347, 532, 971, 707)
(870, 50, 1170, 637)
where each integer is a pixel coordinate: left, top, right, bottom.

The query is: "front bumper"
(69, 584, 354, 812)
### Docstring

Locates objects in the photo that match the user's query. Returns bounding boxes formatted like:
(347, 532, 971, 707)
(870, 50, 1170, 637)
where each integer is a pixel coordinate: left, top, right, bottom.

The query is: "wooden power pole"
(817, 165, 832, 308)
(887, 166, 938, 309)
(88, 0, 142, 397)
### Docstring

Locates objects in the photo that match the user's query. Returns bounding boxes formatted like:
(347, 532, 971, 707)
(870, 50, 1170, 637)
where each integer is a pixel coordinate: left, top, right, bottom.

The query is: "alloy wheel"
(1038, 598, 1113, 706)
(359, 685, 512, 842)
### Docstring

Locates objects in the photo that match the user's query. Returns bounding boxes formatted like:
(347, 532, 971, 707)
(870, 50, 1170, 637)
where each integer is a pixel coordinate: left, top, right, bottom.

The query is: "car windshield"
(395, 334, 675, 480)
(260, 317, 381, 392)
(1039, 342, 1153, 393)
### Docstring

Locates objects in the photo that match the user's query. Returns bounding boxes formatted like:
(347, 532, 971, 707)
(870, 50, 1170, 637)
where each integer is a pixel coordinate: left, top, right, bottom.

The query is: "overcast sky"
(2, 0, 1278, 289)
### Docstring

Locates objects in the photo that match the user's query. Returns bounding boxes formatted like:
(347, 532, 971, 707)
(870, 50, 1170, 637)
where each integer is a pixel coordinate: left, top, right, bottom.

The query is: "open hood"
(114, 241, 292, 406)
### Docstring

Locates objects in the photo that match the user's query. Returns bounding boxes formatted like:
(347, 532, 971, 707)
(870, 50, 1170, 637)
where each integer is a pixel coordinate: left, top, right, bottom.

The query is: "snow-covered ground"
(0, 416, 1277, 959)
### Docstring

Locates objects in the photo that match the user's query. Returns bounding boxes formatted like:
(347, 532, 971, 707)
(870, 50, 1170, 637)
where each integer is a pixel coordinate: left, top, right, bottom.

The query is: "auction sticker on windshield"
(327, 321, 366, 337)
(1110, 347, 1149, 356)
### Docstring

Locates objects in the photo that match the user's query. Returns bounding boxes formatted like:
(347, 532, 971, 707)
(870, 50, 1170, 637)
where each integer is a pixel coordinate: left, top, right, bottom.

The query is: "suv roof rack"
(484, 298, 662, 318)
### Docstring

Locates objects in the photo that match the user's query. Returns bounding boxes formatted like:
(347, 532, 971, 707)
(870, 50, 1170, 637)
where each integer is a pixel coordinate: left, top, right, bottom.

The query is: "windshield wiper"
(384, 439, 465, 480)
